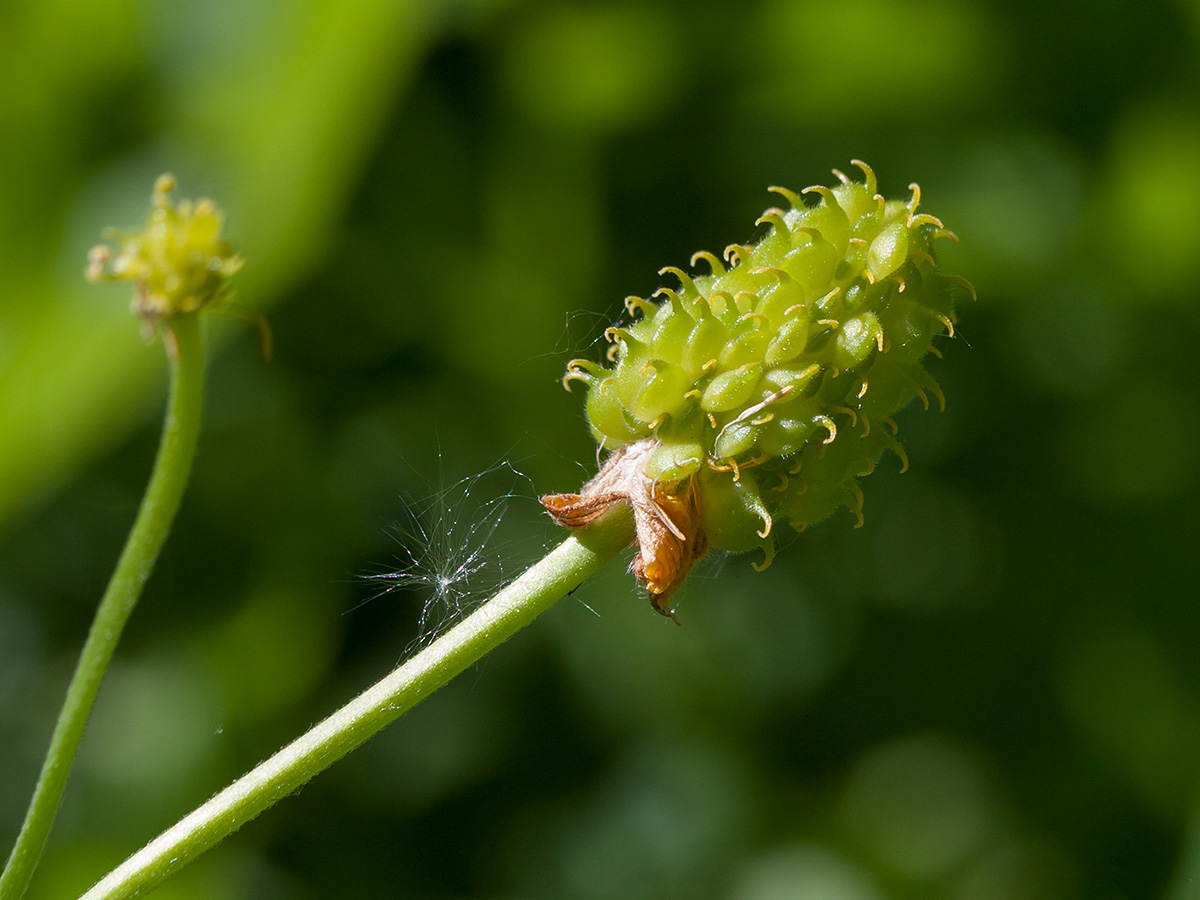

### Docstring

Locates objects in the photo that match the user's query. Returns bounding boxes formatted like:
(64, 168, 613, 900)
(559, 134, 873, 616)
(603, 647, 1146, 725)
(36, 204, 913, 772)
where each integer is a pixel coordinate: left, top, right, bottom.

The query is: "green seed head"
(86, 174, 243, 323)
(547, 162, 973, 614)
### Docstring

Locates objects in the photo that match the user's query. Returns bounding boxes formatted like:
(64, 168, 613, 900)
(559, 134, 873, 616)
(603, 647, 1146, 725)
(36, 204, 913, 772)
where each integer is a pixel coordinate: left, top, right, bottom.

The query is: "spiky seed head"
(544, 162, 973, 615)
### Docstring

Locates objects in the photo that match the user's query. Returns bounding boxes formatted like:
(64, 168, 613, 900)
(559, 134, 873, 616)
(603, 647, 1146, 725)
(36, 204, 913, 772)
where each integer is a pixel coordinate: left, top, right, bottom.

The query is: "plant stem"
(80, 509, 633, 900)
(0, 315, 206, 900)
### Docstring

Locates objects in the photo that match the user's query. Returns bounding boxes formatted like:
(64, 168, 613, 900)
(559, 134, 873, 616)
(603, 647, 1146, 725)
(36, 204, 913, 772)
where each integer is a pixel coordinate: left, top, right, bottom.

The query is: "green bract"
(562, 162, 972, 575)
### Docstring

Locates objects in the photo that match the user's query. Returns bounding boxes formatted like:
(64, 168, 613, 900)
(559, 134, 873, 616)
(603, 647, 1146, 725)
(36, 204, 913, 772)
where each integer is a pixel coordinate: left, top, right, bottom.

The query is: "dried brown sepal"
(541, 439, 708, 621)
(540, 491, 628, 528)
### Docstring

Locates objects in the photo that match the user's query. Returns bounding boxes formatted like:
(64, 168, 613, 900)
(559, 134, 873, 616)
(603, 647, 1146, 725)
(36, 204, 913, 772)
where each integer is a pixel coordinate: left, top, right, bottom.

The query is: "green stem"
(0, 315, 206, 900)
(80, 510, 632, 900)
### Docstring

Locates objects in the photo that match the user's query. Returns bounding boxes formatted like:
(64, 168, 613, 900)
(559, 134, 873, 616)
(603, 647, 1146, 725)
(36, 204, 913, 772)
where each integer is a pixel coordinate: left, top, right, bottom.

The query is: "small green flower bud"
(87, 174, 243, 325)
(544, 162, 972, 616)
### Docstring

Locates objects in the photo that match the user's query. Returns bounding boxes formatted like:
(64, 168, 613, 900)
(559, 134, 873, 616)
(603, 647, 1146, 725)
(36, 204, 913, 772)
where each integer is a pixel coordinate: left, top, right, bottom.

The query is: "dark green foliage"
(2, 1, 1199, 898)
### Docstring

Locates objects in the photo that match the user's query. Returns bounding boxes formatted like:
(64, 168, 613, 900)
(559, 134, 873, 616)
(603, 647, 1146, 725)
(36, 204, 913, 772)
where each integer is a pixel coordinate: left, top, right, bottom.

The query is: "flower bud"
(87, 174, 243, 324)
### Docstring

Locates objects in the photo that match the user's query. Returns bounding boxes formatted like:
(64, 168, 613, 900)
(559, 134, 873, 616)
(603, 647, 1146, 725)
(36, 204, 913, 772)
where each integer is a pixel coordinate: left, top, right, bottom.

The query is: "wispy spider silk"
(367, 461, 533, 642)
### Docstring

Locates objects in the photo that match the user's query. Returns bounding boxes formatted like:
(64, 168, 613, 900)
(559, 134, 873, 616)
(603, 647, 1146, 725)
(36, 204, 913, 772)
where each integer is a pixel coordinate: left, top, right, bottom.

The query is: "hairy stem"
(0, 315, 206, 900)
(81, 509, 633, 900)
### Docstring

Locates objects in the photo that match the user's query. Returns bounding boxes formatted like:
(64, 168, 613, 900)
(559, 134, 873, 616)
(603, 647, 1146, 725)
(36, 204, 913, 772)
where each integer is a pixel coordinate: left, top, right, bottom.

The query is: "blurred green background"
(2, 0, 1199, 897)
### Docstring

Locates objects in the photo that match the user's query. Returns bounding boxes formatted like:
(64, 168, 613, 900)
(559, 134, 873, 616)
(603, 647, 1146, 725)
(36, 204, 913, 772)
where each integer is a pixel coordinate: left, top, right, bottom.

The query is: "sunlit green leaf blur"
(1, 0, 1198, 898)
